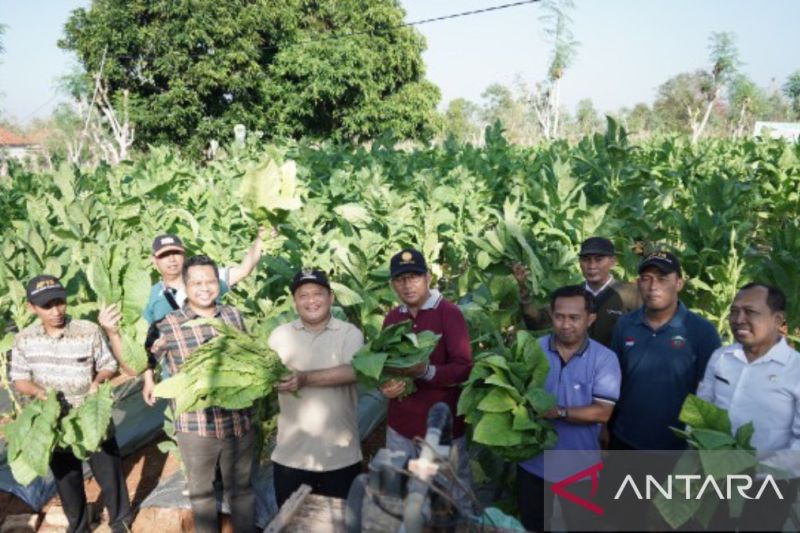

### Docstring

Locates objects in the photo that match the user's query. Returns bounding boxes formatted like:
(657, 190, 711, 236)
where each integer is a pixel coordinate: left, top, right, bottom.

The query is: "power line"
(90, 0, 542, 63)
(298, 0, 542, 45)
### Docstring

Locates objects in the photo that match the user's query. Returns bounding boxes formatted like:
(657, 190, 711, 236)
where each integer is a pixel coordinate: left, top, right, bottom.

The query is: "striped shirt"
(154, 304, 251, 438)
(10, 318, 118, 408)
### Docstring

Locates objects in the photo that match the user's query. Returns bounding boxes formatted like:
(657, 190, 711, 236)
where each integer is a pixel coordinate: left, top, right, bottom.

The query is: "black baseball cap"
(579, 237, 616, 257)
(639, 251, 682, 276)
(26, 275, 67, 306)
(290, 268, 331, 293)
(390, 249, 427, 278)
(152, 234, 185, 256)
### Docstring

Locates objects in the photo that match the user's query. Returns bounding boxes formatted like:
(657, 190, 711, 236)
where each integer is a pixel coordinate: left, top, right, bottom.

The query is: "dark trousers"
(176, 429, 256, 533)
(50, 436, 132, 533)
(273, 461, 362, 508)
(517, 465, 597, 532)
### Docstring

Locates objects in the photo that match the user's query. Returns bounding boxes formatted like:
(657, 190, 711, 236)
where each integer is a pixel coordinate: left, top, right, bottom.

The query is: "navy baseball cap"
(291, 268, 331, 293)
(26, 275, 67, 306)
(152, 234, 185, 256)
(639, 251, 682, 276)
(390, 249, 427, 278)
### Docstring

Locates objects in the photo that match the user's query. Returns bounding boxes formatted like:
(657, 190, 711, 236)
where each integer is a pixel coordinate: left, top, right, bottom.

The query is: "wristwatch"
(557, 407, 568, 420)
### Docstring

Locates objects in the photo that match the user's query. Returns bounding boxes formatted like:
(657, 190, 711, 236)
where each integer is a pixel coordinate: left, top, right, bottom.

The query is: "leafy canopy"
(59, 0, 441, 152)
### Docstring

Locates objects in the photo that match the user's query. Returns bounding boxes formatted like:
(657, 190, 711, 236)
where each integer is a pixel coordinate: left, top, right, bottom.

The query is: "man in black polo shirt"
(609, 251, 721, 450)
(513, 236, 640, 347)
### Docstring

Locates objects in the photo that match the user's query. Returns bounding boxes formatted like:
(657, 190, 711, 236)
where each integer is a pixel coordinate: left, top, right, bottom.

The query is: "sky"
(0, 0, 798, 124)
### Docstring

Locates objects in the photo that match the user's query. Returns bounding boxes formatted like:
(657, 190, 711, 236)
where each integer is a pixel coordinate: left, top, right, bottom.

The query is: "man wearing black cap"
(512, 236, 640, 348)
(267, 269, 364, 507)
(143, 228, 271, 325)
(609, 251, 721, 450)
(10, 275, 132, 533)
(381, 248, 474, 510)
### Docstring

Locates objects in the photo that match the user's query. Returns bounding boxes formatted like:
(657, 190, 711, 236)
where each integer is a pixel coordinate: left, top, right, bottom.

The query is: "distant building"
(753, 122, 800, 142)
(0, 127, 42, 176)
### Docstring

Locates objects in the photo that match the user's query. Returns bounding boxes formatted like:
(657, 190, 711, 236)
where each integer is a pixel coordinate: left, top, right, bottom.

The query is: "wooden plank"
(285, 494, 346, 533)
(264, 484, 312, 533)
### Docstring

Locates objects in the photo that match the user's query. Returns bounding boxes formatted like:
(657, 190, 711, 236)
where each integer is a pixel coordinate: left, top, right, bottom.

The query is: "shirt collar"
(547, 334, 591, 358)
(725, 337, 795, 366)
(182, 303, 222, 320)
(399, 289, 442, 314)
(585, 276, 614, 297)
(33, 317, 72, 339)
(634, 301, 688, 330)
(291, 316, 340, 331)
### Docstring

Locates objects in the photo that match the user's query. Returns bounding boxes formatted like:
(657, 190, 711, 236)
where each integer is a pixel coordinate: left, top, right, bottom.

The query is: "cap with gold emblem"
(26, 274, 67, 306)
(639, 251, 682, 276)
(290, 268, 331, 293)
(390, 248, 427, 278)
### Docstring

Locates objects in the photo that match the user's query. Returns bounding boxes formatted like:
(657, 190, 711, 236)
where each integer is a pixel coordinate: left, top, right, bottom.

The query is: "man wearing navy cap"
(268, 269, 364, 506)
(609, 251, 721, 450)
(10, 275, 132, 533)
(513, 236, 641, 348)
(381, 248, 474, 510)
(143, 228, 273, 326)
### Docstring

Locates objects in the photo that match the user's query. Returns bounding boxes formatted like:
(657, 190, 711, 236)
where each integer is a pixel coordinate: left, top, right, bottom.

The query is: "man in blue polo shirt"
(609, 251, 721, 450)
(518, 284, 621, 532)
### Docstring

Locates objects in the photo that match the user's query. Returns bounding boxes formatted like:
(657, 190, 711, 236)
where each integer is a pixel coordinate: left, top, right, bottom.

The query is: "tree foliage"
(59, 0, 440, 152)
(784, 70, 800, 117)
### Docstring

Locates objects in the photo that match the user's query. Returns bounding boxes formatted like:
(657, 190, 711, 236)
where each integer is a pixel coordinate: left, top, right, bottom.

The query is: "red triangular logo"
(550, 462, 604, 516)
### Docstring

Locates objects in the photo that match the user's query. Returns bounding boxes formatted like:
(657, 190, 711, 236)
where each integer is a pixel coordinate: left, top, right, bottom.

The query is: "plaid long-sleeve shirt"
(154, 304, 252, 439)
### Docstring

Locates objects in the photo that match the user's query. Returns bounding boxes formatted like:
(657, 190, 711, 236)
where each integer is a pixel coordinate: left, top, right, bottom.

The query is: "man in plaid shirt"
(142, 255, 254, 533)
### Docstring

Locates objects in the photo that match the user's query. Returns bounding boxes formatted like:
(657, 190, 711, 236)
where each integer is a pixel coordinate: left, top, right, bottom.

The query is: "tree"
(654, 71, 717, 135)
(573, 98, 601, 137)
(784, 71, 800, 118)
(60, 0, 440, 152)
(688, 31, 741, 143)
(528, 0, 578, 139)
(441, 98, 481, 145)
(727, 75, 768, 138)
(620, 103, 660, 137)
(479, 82, 537, 145)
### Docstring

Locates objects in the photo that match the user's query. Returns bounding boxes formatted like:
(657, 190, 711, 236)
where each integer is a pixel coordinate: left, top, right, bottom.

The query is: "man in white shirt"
(698, 282, 800, 531)
(268, 269, 364, 506)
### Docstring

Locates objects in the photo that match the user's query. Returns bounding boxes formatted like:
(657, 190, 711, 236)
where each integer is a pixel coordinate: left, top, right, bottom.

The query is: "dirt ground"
(1, 422, 388, 532)
(1, 438, 181, 532)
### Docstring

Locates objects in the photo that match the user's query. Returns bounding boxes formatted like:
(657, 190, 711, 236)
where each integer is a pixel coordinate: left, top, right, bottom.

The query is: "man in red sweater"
(381, 248, 474, 511)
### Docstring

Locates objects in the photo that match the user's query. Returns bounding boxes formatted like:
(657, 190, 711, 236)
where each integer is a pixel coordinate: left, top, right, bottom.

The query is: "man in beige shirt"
(268, 269, 364, 506)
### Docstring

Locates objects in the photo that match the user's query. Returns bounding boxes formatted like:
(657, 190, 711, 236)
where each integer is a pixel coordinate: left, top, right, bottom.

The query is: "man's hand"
(511, 262, 529, 286)
(381, 379, 406, 399)
(35, 389, 48, 401)
(89, 382, 100, 394)
(98, 304, 122, 336)
(142, 370, 157, 406)
(256, 226, 279, 242)
(385, 362, 428, 378)
(277, 371, 307, 393)
(149, 336, 168, 355)
(541, 406, 560, 420)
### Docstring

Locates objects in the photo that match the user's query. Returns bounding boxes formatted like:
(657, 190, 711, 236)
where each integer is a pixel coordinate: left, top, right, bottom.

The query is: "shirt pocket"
(710, 372, 734, 409)
(565, 378, 593, 407)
